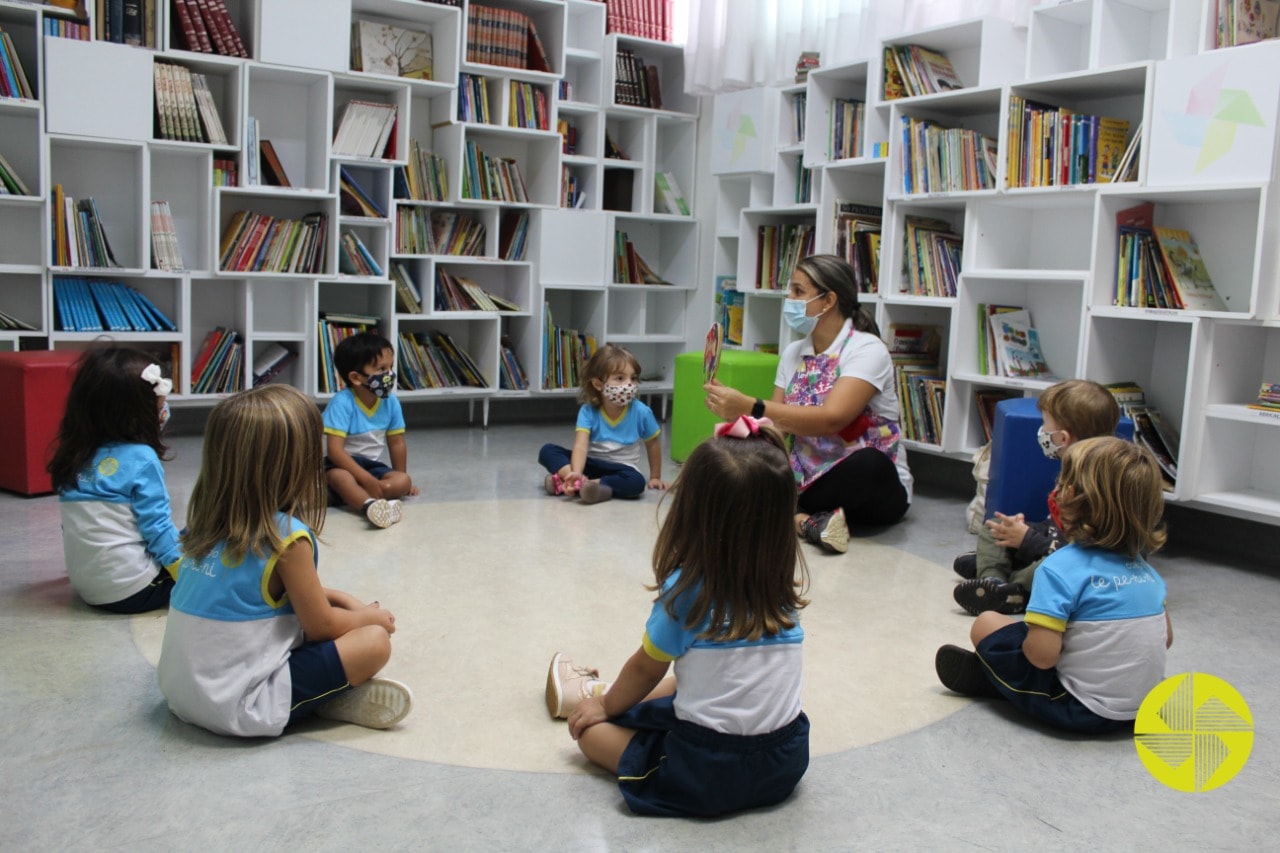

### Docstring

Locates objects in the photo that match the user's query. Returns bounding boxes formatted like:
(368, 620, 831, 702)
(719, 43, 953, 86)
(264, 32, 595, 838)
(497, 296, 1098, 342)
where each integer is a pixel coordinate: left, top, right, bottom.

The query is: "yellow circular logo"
(97, 457, 119, 476)
(1134, 672, 1253, 792)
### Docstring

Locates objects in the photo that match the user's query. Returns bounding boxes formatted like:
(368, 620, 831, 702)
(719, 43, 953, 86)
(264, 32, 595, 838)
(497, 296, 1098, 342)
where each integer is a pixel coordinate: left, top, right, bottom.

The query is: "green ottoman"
(671, 349, 780, 462)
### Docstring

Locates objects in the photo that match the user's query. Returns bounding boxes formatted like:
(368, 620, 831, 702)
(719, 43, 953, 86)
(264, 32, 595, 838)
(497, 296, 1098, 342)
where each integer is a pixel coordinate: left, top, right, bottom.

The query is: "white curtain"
(684, 0, 1046, 95)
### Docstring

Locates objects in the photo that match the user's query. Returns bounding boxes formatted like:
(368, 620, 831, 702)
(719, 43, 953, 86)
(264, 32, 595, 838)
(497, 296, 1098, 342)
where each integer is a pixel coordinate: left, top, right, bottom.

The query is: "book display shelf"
(1, 0, 700, 425)
(711, 1, 1280, 526)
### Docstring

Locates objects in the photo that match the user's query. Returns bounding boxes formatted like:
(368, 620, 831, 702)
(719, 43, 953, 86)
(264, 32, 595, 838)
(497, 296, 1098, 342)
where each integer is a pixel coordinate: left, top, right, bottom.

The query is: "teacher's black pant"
(797, 447, 909, 526)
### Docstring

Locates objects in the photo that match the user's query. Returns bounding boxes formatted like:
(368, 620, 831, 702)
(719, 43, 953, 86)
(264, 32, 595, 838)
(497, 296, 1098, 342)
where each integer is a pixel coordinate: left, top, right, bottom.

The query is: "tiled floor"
(1, 420, 1275, 849)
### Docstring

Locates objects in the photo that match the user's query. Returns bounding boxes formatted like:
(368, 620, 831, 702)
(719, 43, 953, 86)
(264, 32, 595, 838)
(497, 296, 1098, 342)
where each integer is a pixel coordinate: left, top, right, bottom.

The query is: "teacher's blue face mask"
(782, 294, 826, 335)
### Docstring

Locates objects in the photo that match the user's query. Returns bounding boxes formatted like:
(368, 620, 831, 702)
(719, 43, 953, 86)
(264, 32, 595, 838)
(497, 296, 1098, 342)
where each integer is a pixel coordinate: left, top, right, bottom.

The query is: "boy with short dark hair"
(952, 379, 1120, 615)
(323, 333, 417, 528)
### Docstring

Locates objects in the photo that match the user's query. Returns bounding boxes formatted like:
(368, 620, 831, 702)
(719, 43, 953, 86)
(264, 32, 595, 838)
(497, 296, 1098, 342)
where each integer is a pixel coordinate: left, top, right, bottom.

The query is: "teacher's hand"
(703, 379, 750, 420)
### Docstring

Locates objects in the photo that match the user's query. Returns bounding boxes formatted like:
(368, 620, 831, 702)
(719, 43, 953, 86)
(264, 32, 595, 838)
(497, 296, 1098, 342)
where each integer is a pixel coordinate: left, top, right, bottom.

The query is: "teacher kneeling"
(705, 254, 911, 553)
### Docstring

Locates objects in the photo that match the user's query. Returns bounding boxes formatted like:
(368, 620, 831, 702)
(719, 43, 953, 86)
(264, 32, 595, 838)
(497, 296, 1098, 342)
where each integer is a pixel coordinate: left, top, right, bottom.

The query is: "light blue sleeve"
(131, 454, 182, 568)
(322, 390, 353, 435)
(575, 404, 595, 432)
(637, 401, 661, 441)
(387, 395, 406, 433)
(1024, 550, 1078, 627)
(643, 581, 698, 661)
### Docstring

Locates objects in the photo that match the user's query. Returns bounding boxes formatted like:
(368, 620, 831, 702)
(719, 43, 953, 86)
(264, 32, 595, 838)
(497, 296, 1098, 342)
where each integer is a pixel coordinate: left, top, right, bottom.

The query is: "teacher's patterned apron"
(784, 326, 901, 491)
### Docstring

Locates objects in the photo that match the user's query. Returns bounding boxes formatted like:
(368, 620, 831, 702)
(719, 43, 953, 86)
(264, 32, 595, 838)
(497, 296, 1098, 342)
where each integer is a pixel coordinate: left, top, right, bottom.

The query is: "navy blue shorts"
(287, 640, 351, 723)
(612, 694, 810, 817)
(95, 571, 174, 614)
(324, 454, 394, 504)
(976, 622, 1132, 734)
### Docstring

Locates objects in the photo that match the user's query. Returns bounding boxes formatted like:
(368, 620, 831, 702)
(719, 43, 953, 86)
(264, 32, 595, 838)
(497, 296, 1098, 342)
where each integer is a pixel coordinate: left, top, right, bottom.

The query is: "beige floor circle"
(132, 498, 974, 771)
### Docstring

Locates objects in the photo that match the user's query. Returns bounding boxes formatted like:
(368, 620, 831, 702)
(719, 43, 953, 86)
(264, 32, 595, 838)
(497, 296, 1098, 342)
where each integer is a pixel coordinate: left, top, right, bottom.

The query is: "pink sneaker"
(545, 652, 609, 719)
(544, 473, 564, 495)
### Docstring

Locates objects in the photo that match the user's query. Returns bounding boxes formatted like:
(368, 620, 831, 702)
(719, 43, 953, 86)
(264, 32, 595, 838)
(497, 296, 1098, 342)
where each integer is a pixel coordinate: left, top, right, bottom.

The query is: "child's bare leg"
(794, 512, 810, 534)
(971, 612, 1019, 647)
(576, 677, 675, 773)
(333, 624, 392, 685)
(328, 468, 375, 511)
(379, 471, 413, 498)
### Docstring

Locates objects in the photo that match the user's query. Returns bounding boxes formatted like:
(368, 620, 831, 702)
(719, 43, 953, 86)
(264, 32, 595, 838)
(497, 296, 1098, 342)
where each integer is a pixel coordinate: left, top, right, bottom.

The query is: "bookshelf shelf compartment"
(246, 64, 333, 192)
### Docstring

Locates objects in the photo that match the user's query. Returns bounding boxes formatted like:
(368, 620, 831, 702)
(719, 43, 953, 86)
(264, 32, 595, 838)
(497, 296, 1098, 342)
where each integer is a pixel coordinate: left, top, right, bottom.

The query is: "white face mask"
(601, 380, 638, 408)
(1037, 425, 1066, 459)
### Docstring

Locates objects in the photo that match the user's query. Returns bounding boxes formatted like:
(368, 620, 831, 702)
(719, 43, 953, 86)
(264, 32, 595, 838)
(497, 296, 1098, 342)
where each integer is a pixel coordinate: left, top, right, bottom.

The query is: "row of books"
(756, 223, 814, 291)
(212, 157, 237, 187)
(395, 208, 486, 256)
(0, 305, 36, 331)
(1113, 203, 1227, 311)
(171, 0, 248, 58)
(791, 92, 807, 144)
(458, 73, 493, 124)
(218, 210, 328, 274)
(52, 276, 177, 332)
(1006, 97, 1130, 188)
(979, 306, 1056, 380)
(434, 268, 520, 312)
(150, 200, 185, 272)
(1106, 381, 1179, 488)
(351, 19, 432, 81)
(1215, 0, 1280, 48)
(605, 0, 674, 41)
(833, 201, 882, 294)
(51, 186, 119, 268)
(509, 80, 550, 131)
(900, 116, 997, 194)
(92, 0, 155, 48)
(883, 43, 963, 100)
(499, 210, 530, 260)
(395, 140, 448, 202)
(561, 166, 587, 208)
(827, 98, 865, 161)
(0, 26, 34, 98)
(614, 230, 669, 285)
(153, 61, 228, 145)
(397, 329, 487, 390)
(465, 4, 552, 72)
(542, 303, 597, 390)
(498, 335, 528, 391)
(974, 388, 1020, 442)
(391, 262, 425, 314)
(614, 48, 662, 109)
(339, 167, 386, 219)
(333, 100, 397, 159)
(191, 326, 245, 394)
(337, 230, 383, 277)
(889, 323, 945, 445)
(460, 140, 529, 203)
(715, 276, 744, 346)
(43, 15, 91, 41)
(558, 118, 577, 154)
(318, 313, 380, 393)
(653, 171, 690, 216)
(794, 158, 813, 204)
(0, 149, 32, 195)
(902, 215, 961, 298)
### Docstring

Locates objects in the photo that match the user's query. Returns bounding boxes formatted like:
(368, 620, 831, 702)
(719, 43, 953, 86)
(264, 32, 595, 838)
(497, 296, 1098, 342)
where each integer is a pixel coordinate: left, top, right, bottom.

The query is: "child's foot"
(935, 645, 1004, 698)
(953, 578, 1027, 616)
(579, 482, 613, 505)
(544, 473, 564, 496)
(364, 498, 395, 528)
(953, 552, 977, 579)
(799, 508, 849, 553)
(545, 652, 609, 719)
(316, 677, 414, 729)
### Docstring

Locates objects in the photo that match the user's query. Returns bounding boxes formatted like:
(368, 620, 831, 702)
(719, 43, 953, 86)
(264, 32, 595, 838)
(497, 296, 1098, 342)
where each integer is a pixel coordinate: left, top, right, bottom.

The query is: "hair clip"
(141, 363, 173, 397)
(713, 414, 774, 439)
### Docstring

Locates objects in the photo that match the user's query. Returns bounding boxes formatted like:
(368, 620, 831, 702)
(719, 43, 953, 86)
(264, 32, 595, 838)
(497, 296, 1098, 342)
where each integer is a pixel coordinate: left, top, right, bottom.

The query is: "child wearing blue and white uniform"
(48, 349, 180, 613)
(538, 344, 667, 504)
(936, 437, 1173, 733)
(546, 416, 809, 816)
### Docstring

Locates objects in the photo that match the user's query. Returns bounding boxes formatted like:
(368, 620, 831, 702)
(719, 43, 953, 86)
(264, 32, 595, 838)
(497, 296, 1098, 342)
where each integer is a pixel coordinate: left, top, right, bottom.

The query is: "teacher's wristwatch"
(751, 398, 766, 419)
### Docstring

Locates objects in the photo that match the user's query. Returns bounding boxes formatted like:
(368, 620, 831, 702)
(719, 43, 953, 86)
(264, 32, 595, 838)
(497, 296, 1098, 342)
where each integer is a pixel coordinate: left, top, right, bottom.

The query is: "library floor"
(2, 421, 1276, 849)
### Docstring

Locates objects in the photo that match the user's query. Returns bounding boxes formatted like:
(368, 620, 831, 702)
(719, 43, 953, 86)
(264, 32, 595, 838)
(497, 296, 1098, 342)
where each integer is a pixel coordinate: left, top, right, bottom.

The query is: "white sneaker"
(316, 677, 413, 729)
(386, 499, 403, 525)
(545, 652, 608, 719)
(365, 498, 394, 529)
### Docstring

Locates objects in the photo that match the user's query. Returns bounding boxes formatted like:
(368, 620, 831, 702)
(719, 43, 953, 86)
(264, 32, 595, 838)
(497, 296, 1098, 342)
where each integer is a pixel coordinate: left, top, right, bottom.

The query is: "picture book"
(1233, 0, 1280, 45)
(989, 309, 1056, 380)
(1153, 226, 1227, 312)
(913, 45, 963, 93)
(716, 276, 744, 346)
(1094, 116, 1131, 183)
(882, 46, 907, 100)
(703, 322, 723, 383)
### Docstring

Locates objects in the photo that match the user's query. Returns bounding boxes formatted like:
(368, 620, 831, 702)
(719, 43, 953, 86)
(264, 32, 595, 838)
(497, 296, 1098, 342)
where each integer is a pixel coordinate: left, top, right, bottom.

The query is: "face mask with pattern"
(601, 380, 638, 408)
(365, 370, 396, 399)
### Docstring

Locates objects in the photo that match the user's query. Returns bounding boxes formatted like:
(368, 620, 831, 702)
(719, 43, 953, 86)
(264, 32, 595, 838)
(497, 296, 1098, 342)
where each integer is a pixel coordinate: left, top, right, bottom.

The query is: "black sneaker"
(952, 552, 977, 579)
(799, 508, 849, 553)
(953, 578, 1027, 616)
(935, 645, 1003, 698)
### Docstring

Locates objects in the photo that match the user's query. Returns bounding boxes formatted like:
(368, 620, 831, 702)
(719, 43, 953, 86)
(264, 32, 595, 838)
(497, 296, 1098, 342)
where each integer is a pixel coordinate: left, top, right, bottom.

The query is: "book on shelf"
(604, 132, 628, 160)
(1153, 226, 1228, 312)
(397, 329, 487, 389)
(833, 201, 882, 293)
(1217, 0, 1280, 47)
(0, 305, 36, 331)
(51, 187, 121, 269)
(42, 10, 92, 41)
(191, 326, 245, 394)
(258, 140, 291, 188)
(900, 116, 996, 193)
(0, 148, 33, 195)
(498, 335, 529, 391)
(332, 100, 397, 159)
(828, 97, 865, 160)
(318, 312, 381, 393)
(337, 230, 383, 277)
(154, 61, 225, 144)
(171, 0, 247, 57)
(613, 48, 663, 109)
(508, 79, 549, 130)
(974, 389, 1021, 443)
(434, 267, 520, 312)
(150, 200, 185, 272)
(213, 157, 237, 187)
(1246, 381, 1280, 411)
(795, 51, 819, 84)
(614, 231, 671, 285)
(988, 309, 1057, 380)
(902, 215, 960, 297)
(604, 0, 674, 41)
(458, 73, 493, 123)
(653, 171, 690, 216)
(756, 222, 815, 291)
(396, 139, 447, 201)
(542, 302, 597, 390)
(499, 210, 530, 260)
(883, 44, 962, 99)
(1106, 381, 1179, 487)
(715, 276, 744, 346)
(465, 4, 548, 71)
(339, 167, 386, 218)
(351, 19, 432, 80)
(244, 116, 259, 185)
(390, 262, 424, 314)
(52, 276, 177, 332)
(460, 140, 529, 202)
(395, 208, 486, 256)
(889, 323, 945, 445)
(976, 303, 1020, 376)
(219, 209, 328, 274)
(251, 343, 297, 387)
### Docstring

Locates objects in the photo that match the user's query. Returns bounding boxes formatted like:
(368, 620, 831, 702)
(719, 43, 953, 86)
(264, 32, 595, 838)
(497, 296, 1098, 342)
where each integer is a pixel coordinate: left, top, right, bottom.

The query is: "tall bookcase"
(711, 1, 1280, 527)
(0, 0, 698, 425)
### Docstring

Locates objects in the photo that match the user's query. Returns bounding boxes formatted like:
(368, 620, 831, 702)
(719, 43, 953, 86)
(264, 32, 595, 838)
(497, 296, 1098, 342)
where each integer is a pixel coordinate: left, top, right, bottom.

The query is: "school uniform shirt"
(58, 442, 181, 605)
(776, 318, 913, 501)
(158, 515, 314, 737)
(576, 399, 661, 474)
(642, 571, 803, 736)
(1023, 543, 1168, 720)
(322, 388, 405, 467)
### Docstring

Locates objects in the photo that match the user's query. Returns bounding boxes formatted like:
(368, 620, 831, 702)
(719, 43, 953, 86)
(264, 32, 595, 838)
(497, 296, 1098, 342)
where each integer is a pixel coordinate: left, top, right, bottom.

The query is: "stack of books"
(542, 303, 597, 390)
(150, 201, 185, 272)
(317, 312, 380, 393)
(883, 43, 964, 99)
(1006, 97, 1130, 187)
(614, 48, 662, 108)
(390, 262, 424, 314)
(51, 187, 119, 268)
(902, 215, 961, 297)
(890, 324, 946, 445)
(351, 20, 432, 80)
(508, 80, 549, 130)
(1247, 381, 1280, 412)
(171, 0, 248, 57)
(0, 27, 34, 98)
(434, 268, 520, 312)
(1105, 381, 1179, 488)
(252, 343, 297, 387)
(52, 277, 177, 332)
(833, 202, 882, 293)
(756, 222, 814, 291)
(828, 98, 865, 161)
(498, 335, 528, 391)
(900, 116, 997, 194)
(614, 230, 670, 285)
(397, 330, 488, 389)
(337, 230, 383, 277)
(1113, 203, 1227, 311)
(395, 140, 448, 201)
(0, 305, 35, 331)
(604, 0, 674, 40)
(332, 100, 397, 159)
(460, 140, 529, 202)
(219, 210, 328, 274)
(153, 62, 228, 144)
(464, 4, 552, 71)
(191, 326, 245, 394)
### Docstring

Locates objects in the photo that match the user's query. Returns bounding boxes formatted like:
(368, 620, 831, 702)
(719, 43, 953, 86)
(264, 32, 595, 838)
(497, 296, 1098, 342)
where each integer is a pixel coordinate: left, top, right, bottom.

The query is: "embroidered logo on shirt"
(97, 457, 119, 477)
